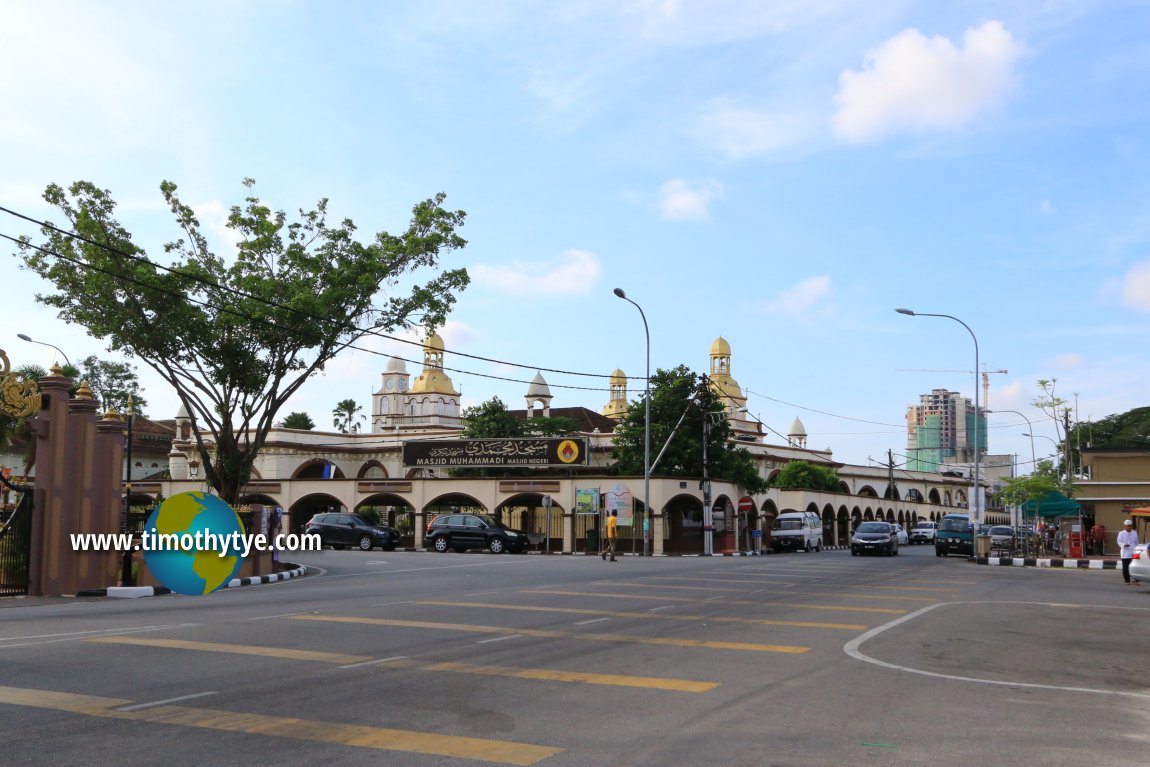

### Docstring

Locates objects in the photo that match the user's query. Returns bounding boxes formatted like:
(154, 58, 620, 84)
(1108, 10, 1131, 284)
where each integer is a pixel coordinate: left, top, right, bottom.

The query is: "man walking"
(1117, 519, 1139, 584)
(1090, 521, 1106, 556)
(601, 510, 618, 562)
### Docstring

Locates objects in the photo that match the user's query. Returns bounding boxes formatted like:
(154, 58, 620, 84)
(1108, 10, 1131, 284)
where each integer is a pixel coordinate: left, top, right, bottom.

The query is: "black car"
(304, 513, 399, 551)
(425, 512, 528, 554)
(851, 521, 899, 556)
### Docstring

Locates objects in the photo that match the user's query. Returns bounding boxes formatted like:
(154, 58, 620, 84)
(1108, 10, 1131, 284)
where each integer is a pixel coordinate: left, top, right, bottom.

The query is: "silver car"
(1130, 544, 1150, 583)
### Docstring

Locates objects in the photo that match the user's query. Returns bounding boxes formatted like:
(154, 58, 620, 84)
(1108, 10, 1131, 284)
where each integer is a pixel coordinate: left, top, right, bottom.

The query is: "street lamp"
(990, 409, 1036, 532)
(614, 287, 651, 556)
(896, 308, 982, 531)
(16, 333, 72, 368)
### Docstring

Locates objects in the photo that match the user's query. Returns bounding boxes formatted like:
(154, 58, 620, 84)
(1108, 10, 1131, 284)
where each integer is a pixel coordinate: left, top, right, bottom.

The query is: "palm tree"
(332, 399, 364, 433)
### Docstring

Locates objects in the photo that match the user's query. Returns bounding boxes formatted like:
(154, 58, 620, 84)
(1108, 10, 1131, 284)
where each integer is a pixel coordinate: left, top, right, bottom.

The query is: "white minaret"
(526, 371, 553, 416)
(372, 356, 411, 432)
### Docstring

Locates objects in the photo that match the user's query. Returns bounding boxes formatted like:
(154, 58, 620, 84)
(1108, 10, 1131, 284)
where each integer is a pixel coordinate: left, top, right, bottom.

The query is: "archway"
(293, 459, 345, 480)
(664, 494, 704, 555)
(356, 460, 388, 479)
(357, 493, 417, 546)
(289, 493, 345, 535)
(836, 506, 850, 546)
(497, 493, 564, 552)
(821, 504, 835, 547)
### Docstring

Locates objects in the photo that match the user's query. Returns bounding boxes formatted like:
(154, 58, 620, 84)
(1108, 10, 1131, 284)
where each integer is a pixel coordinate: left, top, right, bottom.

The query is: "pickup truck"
(909, 521, 936, 545)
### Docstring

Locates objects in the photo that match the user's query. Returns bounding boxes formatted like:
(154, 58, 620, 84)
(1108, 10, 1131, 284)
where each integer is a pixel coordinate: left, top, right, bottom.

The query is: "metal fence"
(0, 477, 32, 596)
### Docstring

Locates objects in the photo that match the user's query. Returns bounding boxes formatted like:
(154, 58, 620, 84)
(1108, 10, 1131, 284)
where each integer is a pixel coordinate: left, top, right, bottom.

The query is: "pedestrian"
(602, 510, 618, 562)
(1090, 521, 1106, 556)
(1117, 519, 1140, 584)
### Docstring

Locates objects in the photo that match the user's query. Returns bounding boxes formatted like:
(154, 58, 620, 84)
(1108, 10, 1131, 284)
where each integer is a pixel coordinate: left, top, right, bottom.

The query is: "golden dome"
(609, 368, 627, 385)
(424, 332, 446, 352)
(710, 336, 731, 356)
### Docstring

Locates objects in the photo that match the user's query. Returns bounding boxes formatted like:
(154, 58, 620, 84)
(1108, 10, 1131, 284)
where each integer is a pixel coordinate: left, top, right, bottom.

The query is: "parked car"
(1130, 543, 1150, 583)
(304, 513, 399, 551)
(988, 525, 1015, 551)
(893, 524, 909, 546)
(851, 521, 898, 557)
(935, 514, 973, 557)
(771, 511, 823, 552)
(425, 512, 529, 554)
(909, 521, 936, 545)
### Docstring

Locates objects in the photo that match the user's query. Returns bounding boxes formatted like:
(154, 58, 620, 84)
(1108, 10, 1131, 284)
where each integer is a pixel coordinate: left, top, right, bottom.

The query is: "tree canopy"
(18, 179, 468, 502)
(611, 365, 767, 494)
(332, 398, 364, 433)
(77, 354, 147, 416)
(281, 411, 315, 430)
(768, 460, 841, 492)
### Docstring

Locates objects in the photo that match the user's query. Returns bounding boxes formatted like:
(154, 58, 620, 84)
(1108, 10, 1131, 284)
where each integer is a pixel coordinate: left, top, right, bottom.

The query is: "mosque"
(134, 332, 998, 554)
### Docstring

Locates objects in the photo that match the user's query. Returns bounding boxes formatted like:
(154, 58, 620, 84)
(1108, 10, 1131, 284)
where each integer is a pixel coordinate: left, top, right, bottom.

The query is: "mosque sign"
(403, 438, 588, 468)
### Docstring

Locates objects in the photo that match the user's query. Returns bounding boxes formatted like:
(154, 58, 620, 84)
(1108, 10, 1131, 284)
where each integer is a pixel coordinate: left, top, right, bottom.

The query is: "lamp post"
(614, 287, 651, 557)
(896, 308, 982, 533)
(990, 409, 1036, 529)
(17, 333, 72, 368)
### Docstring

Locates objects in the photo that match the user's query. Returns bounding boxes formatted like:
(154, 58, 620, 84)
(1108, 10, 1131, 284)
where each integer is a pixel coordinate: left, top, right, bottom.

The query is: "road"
(1, 544, 1147, 766)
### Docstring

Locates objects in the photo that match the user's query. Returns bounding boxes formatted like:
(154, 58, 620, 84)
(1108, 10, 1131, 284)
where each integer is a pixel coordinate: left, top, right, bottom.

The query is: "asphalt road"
(1, 544, 1147, 766)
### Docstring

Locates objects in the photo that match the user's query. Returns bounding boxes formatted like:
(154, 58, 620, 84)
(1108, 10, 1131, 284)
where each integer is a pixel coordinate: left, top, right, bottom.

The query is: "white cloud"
(1038, 199, 1055, 215)
(1121, 260, 1150, 311)
(696, 99, 806, 158)
(470, 249, 602, 296)
(833, 21, 1024, 143)
(757, 275, 833, 315)
(656, 179, 723, 221)
(1053, 353, 1084, 370)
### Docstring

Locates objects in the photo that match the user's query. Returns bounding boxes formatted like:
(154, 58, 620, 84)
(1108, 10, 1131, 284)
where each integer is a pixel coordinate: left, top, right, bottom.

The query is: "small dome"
(788, 417, 807, 437)
(710, 336, 731, 356)
(610, 368, 627, 385)
(424, 332, 445, 352)
(527, 371, 551, 398)
(176, 403, 190, 419)
(385, 356, 408, 373)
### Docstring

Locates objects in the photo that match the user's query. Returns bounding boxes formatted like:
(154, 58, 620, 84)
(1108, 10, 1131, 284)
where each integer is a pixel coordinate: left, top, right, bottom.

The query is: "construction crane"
(896, 367, 1008, 408)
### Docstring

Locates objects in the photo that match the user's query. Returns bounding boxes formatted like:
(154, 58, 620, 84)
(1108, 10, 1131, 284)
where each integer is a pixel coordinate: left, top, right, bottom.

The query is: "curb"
(976, 556, 1118, 569)
(77, 564, 310, 598)
(224, 563, 308, 589)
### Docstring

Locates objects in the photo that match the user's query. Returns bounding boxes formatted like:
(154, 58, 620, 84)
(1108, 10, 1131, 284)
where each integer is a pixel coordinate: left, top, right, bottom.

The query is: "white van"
(771, 511, 823, 552)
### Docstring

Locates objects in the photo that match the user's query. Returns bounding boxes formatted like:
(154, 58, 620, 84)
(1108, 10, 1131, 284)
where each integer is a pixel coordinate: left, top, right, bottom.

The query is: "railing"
(0, 473, 33, 596)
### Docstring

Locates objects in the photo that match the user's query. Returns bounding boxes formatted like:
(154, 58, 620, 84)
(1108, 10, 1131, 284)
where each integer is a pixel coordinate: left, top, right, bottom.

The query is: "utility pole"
(700, 377, 713, 557)
(887, 448, 897, 500)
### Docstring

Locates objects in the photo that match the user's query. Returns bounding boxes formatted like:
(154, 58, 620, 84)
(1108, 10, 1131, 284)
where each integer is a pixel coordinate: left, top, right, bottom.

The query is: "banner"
(403, 438, 587, 468)
(605, 483, 633, 526)
(575, 488, 600, 515)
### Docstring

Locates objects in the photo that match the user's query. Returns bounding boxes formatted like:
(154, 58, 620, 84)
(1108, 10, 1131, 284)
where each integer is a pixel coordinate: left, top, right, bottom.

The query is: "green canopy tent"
(1020, 491, 1082, 519)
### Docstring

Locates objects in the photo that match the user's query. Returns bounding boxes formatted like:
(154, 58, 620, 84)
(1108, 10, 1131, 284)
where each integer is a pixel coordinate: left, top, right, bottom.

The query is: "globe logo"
(142, 491, 247, 596)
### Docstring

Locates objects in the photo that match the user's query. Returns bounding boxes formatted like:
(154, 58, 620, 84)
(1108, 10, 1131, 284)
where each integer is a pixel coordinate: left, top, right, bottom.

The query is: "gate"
(0, 474, 33, 596)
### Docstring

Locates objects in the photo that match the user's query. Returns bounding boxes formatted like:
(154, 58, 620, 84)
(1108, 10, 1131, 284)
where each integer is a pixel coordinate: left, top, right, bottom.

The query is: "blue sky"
(3, 1, 1149, 473)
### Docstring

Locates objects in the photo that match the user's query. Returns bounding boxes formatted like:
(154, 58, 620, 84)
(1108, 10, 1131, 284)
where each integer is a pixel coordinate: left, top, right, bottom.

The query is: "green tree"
(768, 460, 841, 492)
(77, 354, 147, 415)
(332, 398, 363, 433)
(611, 366, 767, 494)
(521, 415, 578, 437)
(282, 411, 316, 430)
(461, 397, 522, 439)
(18, 179, 468, 502)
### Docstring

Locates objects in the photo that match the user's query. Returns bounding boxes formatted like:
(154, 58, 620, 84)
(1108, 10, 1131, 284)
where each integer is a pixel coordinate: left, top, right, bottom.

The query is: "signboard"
(605, 483, 634, 526)
(403, 438, 587, 468)
(575, 488, 600, 515)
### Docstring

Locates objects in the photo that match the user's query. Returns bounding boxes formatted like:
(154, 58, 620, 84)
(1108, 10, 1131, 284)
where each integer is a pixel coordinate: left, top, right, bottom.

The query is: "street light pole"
(896, 308, 982, 531)
(17, 333, 72, 368)
(614, 288, 651, 557)
(990, 409, 1036, 529)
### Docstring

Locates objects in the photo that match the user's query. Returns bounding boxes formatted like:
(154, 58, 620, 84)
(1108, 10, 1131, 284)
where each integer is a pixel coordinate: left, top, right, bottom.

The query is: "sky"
(3, 0, 1150, 475)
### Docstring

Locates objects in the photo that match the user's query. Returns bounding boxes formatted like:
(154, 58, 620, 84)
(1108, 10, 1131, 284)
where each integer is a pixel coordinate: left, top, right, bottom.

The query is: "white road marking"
(476, 634, 522, 644)
(844, 601, 1150, 700)
(574, 618, 610, 626)
(338, 656, 408, 670)
(249, 612, 310, 621)
(0, 624, 197, 650)
(115, 691, 218, 711)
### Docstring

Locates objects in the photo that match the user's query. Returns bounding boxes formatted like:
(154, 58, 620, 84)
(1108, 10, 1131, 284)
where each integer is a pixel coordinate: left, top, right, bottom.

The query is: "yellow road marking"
(0, 685, 561, 765)
(595, 581, 746, 593)
(384, 659, 719, 692)
(86, 636, 718, 693)
(86, 636, 372, 665)
(289, 615, 809, 654)
(842, 585, 960, 593)
(523, 590, 907, 615)
(418, 601, 866, 630)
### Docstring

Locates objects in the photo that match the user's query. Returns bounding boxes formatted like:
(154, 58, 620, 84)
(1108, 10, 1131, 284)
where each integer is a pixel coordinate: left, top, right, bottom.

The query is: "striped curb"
(224, 563, 308, 589)
(78, 564, 309, 598)
(976, 556, 1118, 569)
